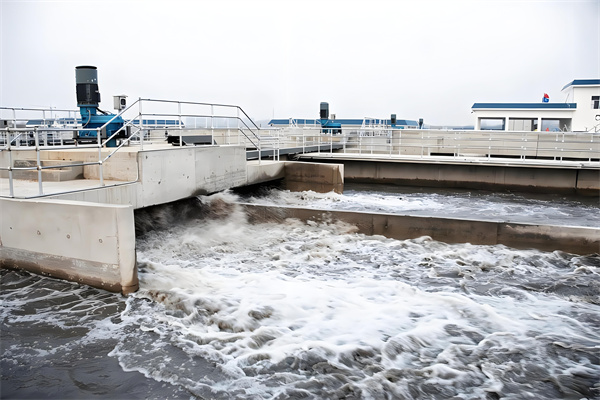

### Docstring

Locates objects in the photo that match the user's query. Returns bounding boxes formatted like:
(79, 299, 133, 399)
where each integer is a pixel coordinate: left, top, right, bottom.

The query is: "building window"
(592, 95, 600, 109)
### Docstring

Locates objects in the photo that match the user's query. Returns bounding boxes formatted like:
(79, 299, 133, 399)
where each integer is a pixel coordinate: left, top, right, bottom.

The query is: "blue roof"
(269, 118, 418, 126)
(561, 79, 600, 91)
(471, 103, 577, 110)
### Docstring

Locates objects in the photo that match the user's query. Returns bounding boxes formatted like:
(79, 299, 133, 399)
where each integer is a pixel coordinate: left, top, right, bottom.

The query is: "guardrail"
(3, 103, 598, 199)
(275, 127, 599, 164)
(0, 99, 269, 198)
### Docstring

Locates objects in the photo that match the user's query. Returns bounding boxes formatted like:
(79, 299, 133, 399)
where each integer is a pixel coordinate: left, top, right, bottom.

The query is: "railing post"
(7, 130, 14, 197)
(359, 134, 362, 155)
(237, 108, 241, 145)
(589, 133, 594, 163)
(34, 127, 43, 195)
(398, 129, 402, 156)
(96, 126, 104, 186)
(139, 98, 144, 150)
(178, 101, 183, 147)
(330, 130, 333, 154)
(302, 130, 306, 154)
(318, 130, 321, 154)
(178, 101, 182, 131)
(560, 132, 565, 162)
(525, 131, 529, 161)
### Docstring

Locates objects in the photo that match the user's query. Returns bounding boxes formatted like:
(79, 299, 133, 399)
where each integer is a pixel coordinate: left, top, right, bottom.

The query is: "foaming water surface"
(2, 189, 599, 399)
(242, 183, 600, 227)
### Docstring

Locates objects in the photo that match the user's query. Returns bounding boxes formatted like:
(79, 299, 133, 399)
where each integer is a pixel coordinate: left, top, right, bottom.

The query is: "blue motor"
(319, 102, 342, 134)
(75, 66, 128, 147)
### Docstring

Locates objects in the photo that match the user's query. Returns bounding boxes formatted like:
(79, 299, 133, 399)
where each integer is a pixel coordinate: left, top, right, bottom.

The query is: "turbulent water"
(2, 189, 599, 399)
(242, 183, 600, 227)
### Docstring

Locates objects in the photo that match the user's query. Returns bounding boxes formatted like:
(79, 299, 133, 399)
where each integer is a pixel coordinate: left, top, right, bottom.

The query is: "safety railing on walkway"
(280, 127, 599, 164)
(0, 99, 272, 198)
(3, 102, 598, 199)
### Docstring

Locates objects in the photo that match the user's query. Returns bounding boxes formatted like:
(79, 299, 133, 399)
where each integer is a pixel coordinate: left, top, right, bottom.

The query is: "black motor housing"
(320, 102, 329, 119)
(76, 66, 101, 107)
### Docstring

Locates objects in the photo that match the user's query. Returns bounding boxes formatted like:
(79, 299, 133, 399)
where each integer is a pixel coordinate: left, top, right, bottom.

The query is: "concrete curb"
(241, 203, 600, 255)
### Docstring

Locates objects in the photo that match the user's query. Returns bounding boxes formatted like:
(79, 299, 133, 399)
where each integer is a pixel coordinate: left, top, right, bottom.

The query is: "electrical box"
(113, 95, 127, 111)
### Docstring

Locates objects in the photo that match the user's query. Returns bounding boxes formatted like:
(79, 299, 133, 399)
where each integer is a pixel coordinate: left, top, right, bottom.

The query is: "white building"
(472, 79, 600, 132)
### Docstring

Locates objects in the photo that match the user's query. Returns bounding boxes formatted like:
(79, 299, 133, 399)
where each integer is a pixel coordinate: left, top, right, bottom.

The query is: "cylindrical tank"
(320, 102, 329, 120)
(76, 66, 101, 106)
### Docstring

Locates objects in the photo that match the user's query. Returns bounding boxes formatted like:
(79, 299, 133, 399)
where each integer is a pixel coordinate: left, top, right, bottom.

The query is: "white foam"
(4, 190, 597, 399)
(243, 187, 600, 227)
(121, 194, 600, 398)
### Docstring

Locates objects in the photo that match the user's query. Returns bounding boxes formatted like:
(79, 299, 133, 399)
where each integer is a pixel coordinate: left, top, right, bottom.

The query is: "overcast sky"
(1, 0, 598, 126)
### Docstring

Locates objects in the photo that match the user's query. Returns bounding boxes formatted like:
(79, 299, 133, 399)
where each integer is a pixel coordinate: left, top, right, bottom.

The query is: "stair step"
(4, 160, 84, 182)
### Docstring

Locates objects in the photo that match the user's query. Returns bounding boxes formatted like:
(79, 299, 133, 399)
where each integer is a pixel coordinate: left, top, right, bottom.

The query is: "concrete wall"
(36, 145, 248, 209)
(283, 162, 344, 194)
(136, 145, 247, 207)
(0, 198, 138, 294)
(298, 157, 599, 195)
(247, 161, 286, 186)
(242, 204, 600, 255)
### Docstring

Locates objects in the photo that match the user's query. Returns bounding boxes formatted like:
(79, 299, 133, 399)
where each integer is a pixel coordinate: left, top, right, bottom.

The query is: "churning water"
(1, 188, 599, 399)
(242, 183, 600, 228)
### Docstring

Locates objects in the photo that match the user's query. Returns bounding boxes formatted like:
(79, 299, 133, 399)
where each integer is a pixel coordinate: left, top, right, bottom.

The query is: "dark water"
(2, 190, 599, 399)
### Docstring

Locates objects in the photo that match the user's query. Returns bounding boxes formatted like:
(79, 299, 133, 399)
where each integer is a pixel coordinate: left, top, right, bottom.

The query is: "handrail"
(138, 98, 261, 131)
(126, 98, 262, 149)
(0, 98, 270, 198)
(0, 106, 78, 112)
(4, 101, 597, 199)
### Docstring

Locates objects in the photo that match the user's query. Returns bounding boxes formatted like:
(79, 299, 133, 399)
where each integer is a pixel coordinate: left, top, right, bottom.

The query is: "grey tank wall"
(297, 158, 599, 195)
(0, 198, 138, 294)
(242, 204, 600, 255)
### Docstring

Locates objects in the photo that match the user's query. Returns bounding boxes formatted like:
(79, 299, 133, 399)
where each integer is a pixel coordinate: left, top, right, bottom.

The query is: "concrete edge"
(283, 161, 344, 194)
(0, 247, 124, 292)
(0, 197, 139, 294)
(240, 203, 600, 255)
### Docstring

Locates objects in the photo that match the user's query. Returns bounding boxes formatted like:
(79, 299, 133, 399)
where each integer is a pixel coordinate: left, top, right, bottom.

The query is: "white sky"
(1, 0, 598, 126)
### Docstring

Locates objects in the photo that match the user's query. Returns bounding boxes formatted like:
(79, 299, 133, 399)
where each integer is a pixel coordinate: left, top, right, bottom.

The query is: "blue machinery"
(75, 66, 129, 147)
(319, 102, 342, 134)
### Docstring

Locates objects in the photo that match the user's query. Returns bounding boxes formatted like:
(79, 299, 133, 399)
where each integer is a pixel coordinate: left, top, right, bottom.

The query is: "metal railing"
(2, 102, 598, 199)
(0, 99, 271, 198)
(273, 126, 599, 164)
